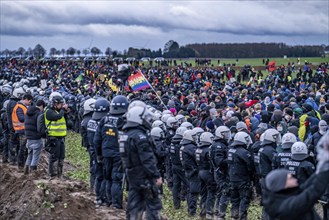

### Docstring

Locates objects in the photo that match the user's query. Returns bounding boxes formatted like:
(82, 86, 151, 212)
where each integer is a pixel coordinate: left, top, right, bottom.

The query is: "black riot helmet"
(110, 95, 129, 115)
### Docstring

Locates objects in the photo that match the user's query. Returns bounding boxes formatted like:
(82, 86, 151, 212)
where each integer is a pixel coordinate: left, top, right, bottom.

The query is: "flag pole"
(139, 71, 168, 110)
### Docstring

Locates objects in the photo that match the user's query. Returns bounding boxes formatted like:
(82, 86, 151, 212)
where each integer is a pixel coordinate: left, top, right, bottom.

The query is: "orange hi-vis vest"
(12, 103, 27, 131)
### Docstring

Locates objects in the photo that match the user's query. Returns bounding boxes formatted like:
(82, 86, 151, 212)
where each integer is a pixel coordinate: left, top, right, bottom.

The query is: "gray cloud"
(1, 1, 328, 51)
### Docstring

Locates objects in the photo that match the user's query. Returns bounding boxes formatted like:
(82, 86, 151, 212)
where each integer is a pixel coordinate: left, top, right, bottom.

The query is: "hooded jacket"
(24, 106, 42, 140)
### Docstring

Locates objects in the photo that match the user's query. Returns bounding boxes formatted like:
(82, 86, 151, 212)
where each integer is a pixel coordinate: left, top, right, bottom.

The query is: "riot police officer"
(7, 87, 24, 164)
(258, 128, 281, 219)
(227, 131, 254, 220)
(259, 129, 281, 178)
(180, 127, 204, 216)
(94, 95, 128, 209)
(150, 127, 168, 194)
(87, 98, 110, 207)
(170, 126, 187, 209)
(165, 116, 179, 190)
(195, 131, 216, 219)
(120, 105, 162, 220)
(80, 98, 96, 193)
(210, 126, 231, 220)
(272, 133, 297, 169)
(285, 141, 315, 184)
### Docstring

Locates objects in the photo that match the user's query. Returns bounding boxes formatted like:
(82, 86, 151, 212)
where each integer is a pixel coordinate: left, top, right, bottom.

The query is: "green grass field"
(65, 132, 262, 220)
(184, 57, 327, 67)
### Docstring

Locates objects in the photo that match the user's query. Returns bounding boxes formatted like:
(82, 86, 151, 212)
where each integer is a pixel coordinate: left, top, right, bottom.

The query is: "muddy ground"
(0, 154, 126, 220)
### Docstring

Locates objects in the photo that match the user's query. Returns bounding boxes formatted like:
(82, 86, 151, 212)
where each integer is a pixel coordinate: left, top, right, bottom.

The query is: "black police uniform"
(250, 140, 262, 198)
(272, 149, 292, 169)
(87, 117, 107, 205)
(94, 114, 125, 209)
(227, 144, 254, 220)
(196, 143, 216, 217)
(6, 96, 19, 163)
(170, 134, 187, 209)
(258, 143, 277, 178)
(120, 126, 162, 220)
(81, 112, 95, 192)
(180, 139, 200, 216)
(152, 137, 168, 194)
(165, 128, 175, 189)
(210, 138, 230, 219)
(1, 107, 9, 162)
(285, 158, 315, 184)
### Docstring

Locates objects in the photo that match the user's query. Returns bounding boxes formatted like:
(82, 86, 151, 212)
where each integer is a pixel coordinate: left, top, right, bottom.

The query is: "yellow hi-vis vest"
(44, 109, 67, 137)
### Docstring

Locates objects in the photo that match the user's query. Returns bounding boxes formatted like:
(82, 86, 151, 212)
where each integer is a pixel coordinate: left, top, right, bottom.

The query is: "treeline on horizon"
(128, 42, 328, 59)
(1, 42, 328, 59)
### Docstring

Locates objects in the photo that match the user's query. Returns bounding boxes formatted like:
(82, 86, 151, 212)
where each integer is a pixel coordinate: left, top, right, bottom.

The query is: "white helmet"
(262, 128, 282, 145)
(198, 132, 214, 146)
(128, 100, 146, 110)
(281, 133, 297, 149)
(147, 105, 157, 113)
(166, 116, 179, 129)
(175, 114, 186, 125)
(151, 127, 165, 139)
(175, 126, 188, 137)
(1, 84, 12, 95)
(83, 98, 96, 115)
(126, 106, 155, 129)
(12, 87, 25, 99)
(232, 131, 253, 146)
(182, 130, 195, 142)
(291, 142, 308, 161)
(236, 121, 248, 131)
(192, 127, 204, 144)
(215, 126, 231, 141)
(154, 110, 162, 120)
(163, 109, 173, 116)
(49, 91, 62, 102)
(161, 114, 171, 123)
(152, 120, 167, 131)
(181, 122, 194, 130)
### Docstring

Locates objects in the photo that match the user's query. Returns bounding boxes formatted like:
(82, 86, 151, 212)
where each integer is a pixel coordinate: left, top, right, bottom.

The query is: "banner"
(108, 78, 118, 92)
(128, 71, 150, 91)
(268, 61, 276, 72)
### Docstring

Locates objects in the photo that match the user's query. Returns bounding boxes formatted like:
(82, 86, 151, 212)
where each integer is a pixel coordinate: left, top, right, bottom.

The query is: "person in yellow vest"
(12, 93, 33, 172)
(45, 95, 68, 179)
(298, 103, 321, 142)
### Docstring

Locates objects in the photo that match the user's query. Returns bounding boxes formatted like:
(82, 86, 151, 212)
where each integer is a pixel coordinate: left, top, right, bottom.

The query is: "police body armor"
(285, 160, 300, 176)
(102, 115, 120, 157)
(119, 128, 153, 188)
(170, 140, 182, 166)
(275, 151, 292, 168)
(195, 146, 211, 171)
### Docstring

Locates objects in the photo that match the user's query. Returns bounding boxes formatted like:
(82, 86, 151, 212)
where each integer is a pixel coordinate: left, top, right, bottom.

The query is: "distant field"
(173, 57, 328, 68)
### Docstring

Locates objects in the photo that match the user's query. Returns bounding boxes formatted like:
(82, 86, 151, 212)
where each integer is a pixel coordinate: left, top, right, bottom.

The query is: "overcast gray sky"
(1, 0, 328, 54)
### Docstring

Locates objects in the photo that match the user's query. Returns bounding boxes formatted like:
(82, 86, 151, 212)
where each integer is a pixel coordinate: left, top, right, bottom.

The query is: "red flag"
(268, 61, 276, 72)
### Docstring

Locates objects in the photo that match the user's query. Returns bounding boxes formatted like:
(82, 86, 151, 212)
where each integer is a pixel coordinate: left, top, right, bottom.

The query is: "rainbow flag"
(128, 71, 150, 91)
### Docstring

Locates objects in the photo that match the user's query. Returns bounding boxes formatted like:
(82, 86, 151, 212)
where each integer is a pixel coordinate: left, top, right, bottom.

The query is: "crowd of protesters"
(0, 57, 329, 220)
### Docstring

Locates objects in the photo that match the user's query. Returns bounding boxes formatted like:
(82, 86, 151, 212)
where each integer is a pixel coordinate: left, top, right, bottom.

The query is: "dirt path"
(0, 157, 126, 220)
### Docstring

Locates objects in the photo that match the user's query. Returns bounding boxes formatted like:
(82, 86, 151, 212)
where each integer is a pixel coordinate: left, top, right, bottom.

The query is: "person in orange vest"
(12, 93, 33, 172)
